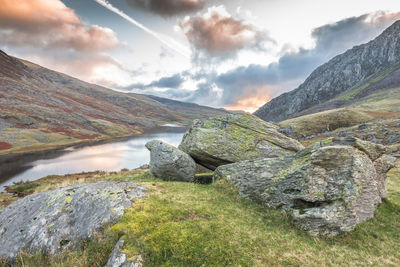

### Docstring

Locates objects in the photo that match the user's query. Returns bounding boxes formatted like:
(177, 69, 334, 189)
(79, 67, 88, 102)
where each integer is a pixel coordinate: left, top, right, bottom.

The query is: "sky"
(0, 0, 399, 112)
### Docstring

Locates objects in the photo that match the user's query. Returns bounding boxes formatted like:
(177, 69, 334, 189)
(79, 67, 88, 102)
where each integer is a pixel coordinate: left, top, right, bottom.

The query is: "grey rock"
(214, 138, 396, 236)
(105, 240, 143, 267)
(195, 164, 213, 174)
(387, 133, 400, 144)
(278, 125, 296, 136)
(179, 113, 304, 170)
(374, 154, 398, 198)
(0, 181, 146, 260)
(146, 140, 196, 182)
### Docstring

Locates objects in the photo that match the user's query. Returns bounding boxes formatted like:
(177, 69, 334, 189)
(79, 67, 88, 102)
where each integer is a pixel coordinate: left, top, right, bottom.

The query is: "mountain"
(0, 50, 228, 155)
(255, 20, 400, 122)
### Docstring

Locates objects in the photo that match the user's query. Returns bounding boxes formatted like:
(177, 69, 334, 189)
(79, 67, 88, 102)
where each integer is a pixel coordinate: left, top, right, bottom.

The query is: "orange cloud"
(180, 6, 264, 56)
(0, 0, 121, 51)
(224, 89, 270, 113)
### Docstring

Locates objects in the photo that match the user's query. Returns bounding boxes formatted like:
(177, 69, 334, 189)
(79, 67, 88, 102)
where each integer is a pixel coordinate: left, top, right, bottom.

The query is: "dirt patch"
(0, 142, 12, 150)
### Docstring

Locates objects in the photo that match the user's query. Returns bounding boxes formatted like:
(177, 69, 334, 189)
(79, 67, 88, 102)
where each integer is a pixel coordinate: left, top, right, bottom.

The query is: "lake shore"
(0, 127, 187, 188)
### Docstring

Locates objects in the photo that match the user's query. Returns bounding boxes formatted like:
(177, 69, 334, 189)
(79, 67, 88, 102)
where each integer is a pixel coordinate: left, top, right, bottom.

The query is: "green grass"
(6, 181, 40, 197)
(2, 163, 400, 266)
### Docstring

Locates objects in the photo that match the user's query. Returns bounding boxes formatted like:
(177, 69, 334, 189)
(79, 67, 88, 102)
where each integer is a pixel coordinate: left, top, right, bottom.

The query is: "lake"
(0, 131, 185, 189)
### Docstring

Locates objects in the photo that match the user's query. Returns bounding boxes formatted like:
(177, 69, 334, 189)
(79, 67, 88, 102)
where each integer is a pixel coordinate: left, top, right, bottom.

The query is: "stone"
(179, 113, 304, 170)
(374, 154, 397, 198)
(105, 240, 143, 267)
(331, 137, 390, 161)
(214, 138, 396, 237)
(0, 182, 146, 261)
(146, 140, 196, 182)
(278, 125, 296, 136)
(195, 164, 213, 174)
(387, 133, 400, 144)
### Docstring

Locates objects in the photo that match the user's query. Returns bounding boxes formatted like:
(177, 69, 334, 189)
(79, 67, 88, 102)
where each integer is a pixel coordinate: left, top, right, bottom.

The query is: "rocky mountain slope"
(0, 50, 227, 155)
(255, 20, 400, 122)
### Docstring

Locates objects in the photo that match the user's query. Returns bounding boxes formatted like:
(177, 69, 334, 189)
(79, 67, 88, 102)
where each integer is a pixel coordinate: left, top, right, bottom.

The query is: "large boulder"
(179, 113, 304, 170)
(0, 182, 146, 261)
(146, 140, 196, 182)
(214, 138, 396, 236)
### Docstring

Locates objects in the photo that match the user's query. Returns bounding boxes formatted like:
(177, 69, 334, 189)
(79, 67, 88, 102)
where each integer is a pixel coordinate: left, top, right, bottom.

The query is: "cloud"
(127, 11, 400, 111)
(0, 0, 121, 51)
(126, 0, 206, 17)
(180, 6, 268, 58)
(211, 11, 400, 105)
(0, 0, 129, 86)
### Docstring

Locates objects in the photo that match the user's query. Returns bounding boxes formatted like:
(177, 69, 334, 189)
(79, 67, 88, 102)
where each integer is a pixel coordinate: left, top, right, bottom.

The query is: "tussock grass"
(1, 163, 399, 266)
(279, 108, 373, 136)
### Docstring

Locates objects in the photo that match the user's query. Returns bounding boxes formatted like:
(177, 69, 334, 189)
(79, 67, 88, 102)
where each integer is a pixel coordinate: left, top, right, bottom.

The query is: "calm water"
(0, 131, 185, 189)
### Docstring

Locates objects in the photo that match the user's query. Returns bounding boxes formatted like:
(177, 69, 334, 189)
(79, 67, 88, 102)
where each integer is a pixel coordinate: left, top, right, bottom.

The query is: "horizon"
(0, 0, 399, 112)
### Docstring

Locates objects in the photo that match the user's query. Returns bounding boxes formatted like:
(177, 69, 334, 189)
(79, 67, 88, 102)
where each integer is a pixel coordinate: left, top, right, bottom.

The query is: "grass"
(1, 162, 399, 266)
(279, 108, 373, 136)
(279, 87, 400, 139)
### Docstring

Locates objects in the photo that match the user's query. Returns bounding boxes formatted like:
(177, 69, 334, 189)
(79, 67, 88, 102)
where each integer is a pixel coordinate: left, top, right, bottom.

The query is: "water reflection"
(0, 131, 184, 188)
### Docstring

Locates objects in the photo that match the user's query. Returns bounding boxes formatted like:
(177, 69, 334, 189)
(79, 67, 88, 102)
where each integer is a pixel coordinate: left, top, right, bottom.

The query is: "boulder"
(214, 138, 396, 237)
(179, 113, 304, 170)
(146, 140, 196, 182)
(0, 182, 146, 261)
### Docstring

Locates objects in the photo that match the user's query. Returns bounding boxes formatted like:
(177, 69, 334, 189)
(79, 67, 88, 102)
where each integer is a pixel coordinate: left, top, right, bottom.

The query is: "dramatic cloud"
(126, 0, 206, 17)
(0, 0, 128, 85)
(0, 0, 121, 51)
(180, 6, 268, 58)
(129, 11, 400, 112)
(129, 73, 185, 89)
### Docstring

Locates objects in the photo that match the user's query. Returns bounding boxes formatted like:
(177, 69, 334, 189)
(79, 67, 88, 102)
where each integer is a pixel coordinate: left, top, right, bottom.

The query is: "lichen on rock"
(0, 181, 146, 261)
(214, 137, 396, 236)
(179, 113, 304, 170)
(146, 140, 196, 182)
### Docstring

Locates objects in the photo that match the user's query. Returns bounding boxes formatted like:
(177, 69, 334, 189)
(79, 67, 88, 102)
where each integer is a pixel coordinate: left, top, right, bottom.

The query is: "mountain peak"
(254, 19, 400, 122)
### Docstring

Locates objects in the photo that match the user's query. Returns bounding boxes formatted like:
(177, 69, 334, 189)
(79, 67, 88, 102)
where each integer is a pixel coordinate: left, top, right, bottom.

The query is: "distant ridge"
(255, 20, 400, 122)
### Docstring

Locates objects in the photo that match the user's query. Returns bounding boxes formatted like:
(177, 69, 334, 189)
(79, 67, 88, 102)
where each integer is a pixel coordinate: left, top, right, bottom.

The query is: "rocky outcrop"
(0, 182, 146, 260)
(214, 138, 396, 236)
(255, 20, 400, 122)
(179, 113, 304, 170)
(105, 240, 143, 267)
(146, 140, 196, 182)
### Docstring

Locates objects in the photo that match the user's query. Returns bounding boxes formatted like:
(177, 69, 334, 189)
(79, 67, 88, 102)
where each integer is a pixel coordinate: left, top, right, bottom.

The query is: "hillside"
(0, 50, 227, 155)
(255, 20, 400, 122)
(277, 67, 400, 149)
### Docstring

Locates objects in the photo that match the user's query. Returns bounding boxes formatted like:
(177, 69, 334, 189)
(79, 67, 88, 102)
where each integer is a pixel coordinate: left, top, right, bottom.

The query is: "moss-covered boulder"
(146, 140, 196, 182)
(179, 113, 304, 170)
(0, 182, 146, 261)
(214, 138, 396, 237)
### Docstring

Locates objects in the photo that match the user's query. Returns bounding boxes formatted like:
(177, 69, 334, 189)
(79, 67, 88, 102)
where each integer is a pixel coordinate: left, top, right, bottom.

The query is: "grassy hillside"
(0, 51, 227, 155)
(1, 161, 399, 266)
(278, 86, 400, 148)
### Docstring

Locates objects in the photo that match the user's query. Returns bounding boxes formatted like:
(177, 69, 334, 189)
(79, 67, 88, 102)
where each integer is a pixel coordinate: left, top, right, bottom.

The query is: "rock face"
(146, 140, 196, 182)
(214, 138, 396, 236)
(179, 113, 304, 170)
(0, 182, 146, 260)
(255, 20, 400, 122)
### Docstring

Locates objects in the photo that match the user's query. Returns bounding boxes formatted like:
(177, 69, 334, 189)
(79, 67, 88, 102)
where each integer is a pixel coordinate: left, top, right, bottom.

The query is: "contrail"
(93, 0, 190, 58)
